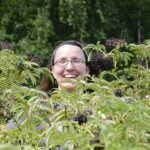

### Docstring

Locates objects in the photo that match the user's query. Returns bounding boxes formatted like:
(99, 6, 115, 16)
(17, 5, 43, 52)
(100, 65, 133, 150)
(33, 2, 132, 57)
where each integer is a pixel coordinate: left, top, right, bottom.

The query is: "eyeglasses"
(54, 58, 85, 67)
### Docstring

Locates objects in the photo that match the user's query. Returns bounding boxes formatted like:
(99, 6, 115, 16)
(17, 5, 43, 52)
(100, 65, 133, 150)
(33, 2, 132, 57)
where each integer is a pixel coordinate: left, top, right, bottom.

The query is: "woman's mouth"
(63, 74, 78, 79)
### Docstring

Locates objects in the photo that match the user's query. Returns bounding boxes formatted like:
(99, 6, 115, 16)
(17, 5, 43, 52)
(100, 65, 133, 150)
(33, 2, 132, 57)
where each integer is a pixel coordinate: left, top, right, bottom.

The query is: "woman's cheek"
(77, 67, 88, 79)
(52, 68, 64, 82)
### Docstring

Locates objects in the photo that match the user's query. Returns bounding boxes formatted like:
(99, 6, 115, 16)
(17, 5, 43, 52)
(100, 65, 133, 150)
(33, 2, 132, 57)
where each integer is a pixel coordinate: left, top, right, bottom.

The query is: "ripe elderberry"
(88, 52, 103, 76)
(99, 56, 114, 70)
(88, 51, 114, 76)
(88, 60, 101, 76)
(73, 113, 87, 125)
(26, 52, 42, 66)
(114, 89, 124, 97)
(0, 41, 12, 50)
(105, 38, 127, 51)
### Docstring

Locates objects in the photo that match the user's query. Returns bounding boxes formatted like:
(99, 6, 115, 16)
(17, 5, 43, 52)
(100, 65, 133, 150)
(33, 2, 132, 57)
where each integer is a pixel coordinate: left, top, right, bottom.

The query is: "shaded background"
(0, 0, 150, 63)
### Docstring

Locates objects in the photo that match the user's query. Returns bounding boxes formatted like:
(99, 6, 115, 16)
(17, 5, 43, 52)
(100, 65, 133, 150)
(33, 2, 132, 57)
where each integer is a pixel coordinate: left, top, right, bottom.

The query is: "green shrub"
(0, 41, 150, 149)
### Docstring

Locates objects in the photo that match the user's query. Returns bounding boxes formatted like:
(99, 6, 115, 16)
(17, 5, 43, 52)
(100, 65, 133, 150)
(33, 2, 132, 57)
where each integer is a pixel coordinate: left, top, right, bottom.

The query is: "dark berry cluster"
(26, 53, 43, 66)
(99, 56, 114, 70)
(0, 41, 12, 50)
(88, 61, 101, 77)
(73, 113, 87, 125)
(114, 89, 124, 97)
(105, 38, 127, 50)
(88, 52, 114, 77)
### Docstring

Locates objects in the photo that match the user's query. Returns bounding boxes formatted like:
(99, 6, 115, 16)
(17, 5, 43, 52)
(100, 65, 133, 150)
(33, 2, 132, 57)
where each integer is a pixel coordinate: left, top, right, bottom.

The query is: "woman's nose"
(65, 61, 75, 70)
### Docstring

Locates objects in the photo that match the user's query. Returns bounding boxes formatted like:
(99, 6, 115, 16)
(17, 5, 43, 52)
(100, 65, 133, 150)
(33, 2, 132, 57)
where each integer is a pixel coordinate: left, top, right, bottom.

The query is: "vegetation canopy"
(0, 40, 150, 149)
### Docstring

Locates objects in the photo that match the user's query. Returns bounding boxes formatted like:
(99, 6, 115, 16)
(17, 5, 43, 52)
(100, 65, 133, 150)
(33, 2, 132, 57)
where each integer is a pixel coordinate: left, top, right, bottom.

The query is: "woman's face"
(52, 44, 89, 91)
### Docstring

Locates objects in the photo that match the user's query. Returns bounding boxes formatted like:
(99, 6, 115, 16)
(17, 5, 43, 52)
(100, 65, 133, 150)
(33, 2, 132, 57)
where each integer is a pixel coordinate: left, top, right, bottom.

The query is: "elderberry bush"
(0, 40, 150, 149)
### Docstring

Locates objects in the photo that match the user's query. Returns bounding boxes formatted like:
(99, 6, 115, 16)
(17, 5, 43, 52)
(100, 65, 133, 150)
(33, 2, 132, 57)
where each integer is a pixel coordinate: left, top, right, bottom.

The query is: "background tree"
(0, 0, 149, 62)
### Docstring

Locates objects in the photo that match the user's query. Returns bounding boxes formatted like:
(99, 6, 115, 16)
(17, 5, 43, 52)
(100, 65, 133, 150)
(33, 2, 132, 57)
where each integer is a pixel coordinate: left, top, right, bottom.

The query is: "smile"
(63, 75, 78, 78)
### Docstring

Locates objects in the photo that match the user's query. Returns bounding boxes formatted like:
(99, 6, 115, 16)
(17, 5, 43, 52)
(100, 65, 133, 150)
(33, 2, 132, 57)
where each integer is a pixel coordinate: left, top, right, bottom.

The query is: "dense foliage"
(0, 40, 149, 149)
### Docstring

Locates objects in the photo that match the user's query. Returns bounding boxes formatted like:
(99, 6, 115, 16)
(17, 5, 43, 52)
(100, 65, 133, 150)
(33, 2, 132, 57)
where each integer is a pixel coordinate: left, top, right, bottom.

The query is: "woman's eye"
(74, 60, 81, 63)
(72, 58, 82, 63)
(59, 58, 67, 64)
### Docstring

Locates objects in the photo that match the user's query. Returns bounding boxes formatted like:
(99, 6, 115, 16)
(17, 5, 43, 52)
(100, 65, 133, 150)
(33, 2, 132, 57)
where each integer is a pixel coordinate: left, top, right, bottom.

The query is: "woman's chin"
(60, 82, 76, 92)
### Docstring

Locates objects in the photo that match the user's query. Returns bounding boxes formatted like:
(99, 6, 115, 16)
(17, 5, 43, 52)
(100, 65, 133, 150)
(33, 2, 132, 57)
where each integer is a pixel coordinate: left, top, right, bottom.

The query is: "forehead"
(54, 45, 85, 60)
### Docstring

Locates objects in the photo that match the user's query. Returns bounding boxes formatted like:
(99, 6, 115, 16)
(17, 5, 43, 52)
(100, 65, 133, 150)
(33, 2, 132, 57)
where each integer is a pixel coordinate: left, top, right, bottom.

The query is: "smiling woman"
(40, 40, 89, 93)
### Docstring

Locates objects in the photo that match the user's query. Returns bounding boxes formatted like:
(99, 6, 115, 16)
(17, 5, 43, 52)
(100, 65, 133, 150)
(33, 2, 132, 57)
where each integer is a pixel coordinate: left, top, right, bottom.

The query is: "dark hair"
(40, 40, 88, 94)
